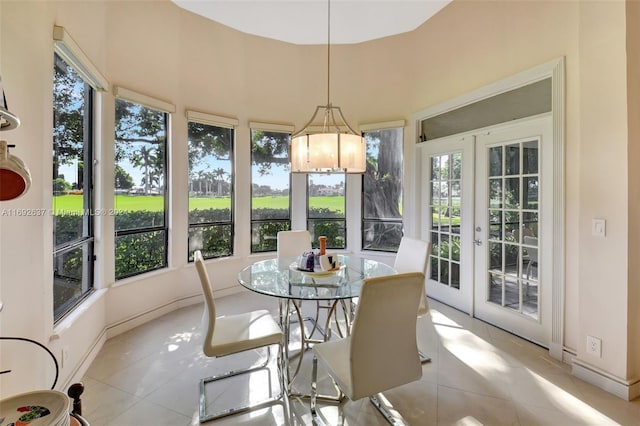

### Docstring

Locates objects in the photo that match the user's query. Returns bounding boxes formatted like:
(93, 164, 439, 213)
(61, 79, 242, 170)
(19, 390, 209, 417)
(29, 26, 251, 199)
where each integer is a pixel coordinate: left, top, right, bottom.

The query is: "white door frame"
(408, 58, 565, 359)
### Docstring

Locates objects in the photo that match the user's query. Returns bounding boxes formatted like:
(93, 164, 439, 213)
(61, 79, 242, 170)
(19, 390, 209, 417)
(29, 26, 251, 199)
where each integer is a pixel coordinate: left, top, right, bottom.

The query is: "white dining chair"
(194, 250, 285, 423)
(277, 230, 333, 341)
(310, 272, 425, 425)
(277, 230, 312, 266)
(393, 236, 432, 363)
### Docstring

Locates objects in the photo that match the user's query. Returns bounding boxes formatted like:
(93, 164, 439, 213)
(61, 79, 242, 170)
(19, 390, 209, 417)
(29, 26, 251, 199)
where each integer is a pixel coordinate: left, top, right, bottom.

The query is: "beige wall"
(577, 0, 630, 380)
(1, 0, 637, 397)
(626, 0, 640, 381)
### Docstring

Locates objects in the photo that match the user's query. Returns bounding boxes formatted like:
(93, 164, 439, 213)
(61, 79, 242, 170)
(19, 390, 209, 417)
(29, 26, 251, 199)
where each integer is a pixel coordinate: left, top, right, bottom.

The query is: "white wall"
(1, 0, 637, 398)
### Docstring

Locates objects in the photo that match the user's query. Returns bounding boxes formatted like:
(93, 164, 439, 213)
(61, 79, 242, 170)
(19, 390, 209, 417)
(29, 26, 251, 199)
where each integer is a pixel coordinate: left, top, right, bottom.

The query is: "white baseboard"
(105, 293, 204, 339)
(562, 347, 577, 365)
(54, 286, 245, 392)
(105, 285, 244, 339)
(59, 328, 107, 391)
(572, 358, 640, 401)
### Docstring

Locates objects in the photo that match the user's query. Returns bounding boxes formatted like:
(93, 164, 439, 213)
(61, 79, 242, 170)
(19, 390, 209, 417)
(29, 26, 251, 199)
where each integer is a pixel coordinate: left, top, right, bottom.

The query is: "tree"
(132, 146, 159, 194)
(213, 168, 227, 196)
(53, 177, 71, 195)
(115, 165, 135, 190)
(251, 130, 290, 176)
(363, 129, 403, 247)
(188, 122, 233, 173)
(53, 55, 86, 180)
(115, 99, 165, 192)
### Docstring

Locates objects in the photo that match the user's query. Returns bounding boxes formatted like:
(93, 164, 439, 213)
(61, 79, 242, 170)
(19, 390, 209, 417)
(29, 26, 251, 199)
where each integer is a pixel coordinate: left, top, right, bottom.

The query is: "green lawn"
(53, 194, 346, 214)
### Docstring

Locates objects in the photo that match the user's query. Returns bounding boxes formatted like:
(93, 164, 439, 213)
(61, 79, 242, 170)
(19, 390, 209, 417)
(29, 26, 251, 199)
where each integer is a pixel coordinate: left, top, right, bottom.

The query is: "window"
(307, 173, 346, 249)
(250, 127, 291, 252)
(187, 116, 234, 261)
(362, 127, 404, 251)
(52, 52, 95, 321)
(114, 94, 169, 279)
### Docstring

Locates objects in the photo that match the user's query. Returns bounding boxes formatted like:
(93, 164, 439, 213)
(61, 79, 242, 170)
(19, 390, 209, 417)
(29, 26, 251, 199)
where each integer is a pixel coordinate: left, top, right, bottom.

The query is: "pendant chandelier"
(290, 0, 366, 174)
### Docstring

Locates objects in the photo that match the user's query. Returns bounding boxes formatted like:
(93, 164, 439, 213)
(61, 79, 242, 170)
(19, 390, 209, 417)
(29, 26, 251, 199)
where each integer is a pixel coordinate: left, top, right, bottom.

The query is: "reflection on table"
(237, 255, 396, 396)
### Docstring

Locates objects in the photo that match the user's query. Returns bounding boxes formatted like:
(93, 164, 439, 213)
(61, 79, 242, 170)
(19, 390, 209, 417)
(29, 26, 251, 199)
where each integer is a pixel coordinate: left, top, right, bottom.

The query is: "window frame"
(114, 88, 174, 279)
(360, 122, 405, 253)
(249, 122, 294, 253)
(187, 111, 238, 261)
(52, 26, 107, 323)
(306, 172, 347, 250)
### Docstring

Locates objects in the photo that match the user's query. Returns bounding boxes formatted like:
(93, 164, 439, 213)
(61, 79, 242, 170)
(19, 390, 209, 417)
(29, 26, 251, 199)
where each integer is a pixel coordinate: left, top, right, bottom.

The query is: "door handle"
(474, 239, 482, 246)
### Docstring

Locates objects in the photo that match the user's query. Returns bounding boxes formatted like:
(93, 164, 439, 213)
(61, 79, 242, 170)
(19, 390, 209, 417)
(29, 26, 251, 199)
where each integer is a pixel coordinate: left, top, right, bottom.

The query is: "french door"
(474, 115, 552, 345)
(421, 114, 552, 346)
(421, 135, 474, 313)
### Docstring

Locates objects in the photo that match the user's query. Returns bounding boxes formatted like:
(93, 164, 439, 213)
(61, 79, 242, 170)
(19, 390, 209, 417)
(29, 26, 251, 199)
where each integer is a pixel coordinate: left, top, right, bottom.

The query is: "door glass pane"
(489, 210, 502, 239)
(451, 262, 460, 289)
(505, 211, 521, 243)
(505, 144, 520, 175)
(489, 179, 502, 208)
(504, 276, 521, 312)
(523, 141, 538, 174)
(488, 272, 502, 305)
(429, 151, 463, 290)
(504, 177, 520, 208)
(451, 235, 460, 262)
(524, 177, 538, 209)
(523, 212, 538, 238)
(451, 207, 461, 235)
(486, 140, 539, 319)
(452, 153, 462, 179)
(489, 147, 502, 176)
(431, 156, 440, 180)
(489, 242, 502, 270)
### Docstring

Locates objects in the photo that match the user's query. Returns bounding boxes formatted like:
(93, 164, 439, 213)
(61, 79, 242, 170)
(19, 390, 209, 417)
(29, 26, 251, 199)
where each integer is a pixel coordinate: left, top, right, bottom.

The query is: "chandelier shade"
(291, 130, 365, 173)
(289, 0, 366, 174)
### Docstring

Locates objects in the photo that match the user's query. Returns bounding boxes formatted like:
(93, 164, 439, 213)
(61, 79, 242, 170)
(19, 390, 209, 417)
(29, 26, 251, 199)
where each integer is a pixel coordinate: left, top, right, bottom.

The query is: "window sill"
(111, 266, 178, 288)
(51, 288, 107, 340)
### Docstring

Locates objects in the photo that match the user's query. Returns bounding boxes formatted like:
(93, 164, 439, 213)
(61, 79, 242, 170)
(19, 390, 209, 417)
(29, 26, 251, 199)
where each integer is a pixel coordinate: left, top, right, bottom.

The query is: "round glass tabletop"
(237, 255, 396, 301)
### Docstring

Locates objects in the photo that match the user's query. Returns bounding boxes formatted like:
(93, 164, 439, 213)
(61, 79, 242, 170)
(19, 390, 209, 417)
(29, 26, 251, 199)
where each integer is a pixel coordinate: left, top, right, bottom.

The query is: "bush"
(53, 178, 71, 195)
(55, 206, 347, 278)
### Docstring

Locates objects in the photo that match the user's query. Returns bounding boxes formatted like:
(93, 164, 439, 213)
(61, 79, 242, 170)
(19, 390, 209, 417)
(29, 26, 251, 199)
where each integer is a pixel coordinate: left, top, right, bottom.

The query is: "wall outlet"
(586, 335, 602, 357)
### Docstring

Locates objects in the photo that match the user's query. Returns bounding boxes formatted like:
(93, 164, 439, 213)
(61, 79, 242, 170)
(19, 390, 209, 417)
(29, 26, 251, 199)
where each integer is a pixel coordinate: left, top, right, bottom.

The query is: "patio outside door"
(421, 114, 552, 346)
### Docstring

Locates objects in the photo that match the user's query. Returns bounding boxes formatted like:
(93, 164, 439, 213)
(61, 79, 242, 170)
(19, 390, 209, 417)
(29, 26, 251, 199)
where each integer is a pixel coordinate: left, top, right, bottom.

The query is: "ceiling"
(171, 0, 452, 45)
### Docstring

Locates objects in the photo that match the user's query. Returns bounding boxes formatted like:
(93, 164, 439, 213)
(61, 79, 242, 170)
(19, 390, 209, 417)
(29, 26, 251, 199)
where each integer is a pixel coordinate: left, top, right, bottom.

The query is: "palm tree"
(213, 168, 227, 196)
(132, 145, 158, 194)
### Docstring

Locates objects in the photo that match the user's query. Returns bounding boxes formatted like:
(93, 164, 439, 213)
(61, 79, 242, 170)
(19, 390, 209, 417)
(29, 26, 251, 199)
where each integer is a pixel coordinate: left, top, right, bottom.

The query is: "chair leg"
(369, 393, 409, 425)
(199, 345, 284, 423)
(310, 355, 323, 426)
(419, 350, 431, 363)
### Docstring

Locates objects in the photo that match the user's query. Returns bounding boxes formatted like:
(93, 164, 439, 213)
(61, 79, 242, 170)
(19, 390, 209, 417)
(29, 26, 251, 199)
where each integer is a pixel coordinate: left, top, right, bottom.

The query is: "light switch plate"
(592, 219, 606, 237)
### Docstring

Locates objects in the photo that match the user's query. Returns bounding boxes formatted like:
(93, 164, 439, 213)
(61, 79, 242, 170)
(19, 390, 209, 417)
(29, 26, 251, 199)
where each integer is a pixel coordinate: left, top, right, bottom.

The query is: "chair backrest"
(394, 237, 431, 316)
(194, 250, 217, 356)
(277, 230, 312, 267)
(348, 272, 424, 400)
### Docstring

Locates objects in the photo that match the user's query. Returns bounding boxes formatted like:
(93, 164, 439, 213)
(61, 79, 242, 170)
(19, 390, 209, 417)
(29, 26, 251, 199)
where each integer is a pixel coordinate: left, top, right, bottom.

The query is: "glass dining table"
(237, 254, 396, 396)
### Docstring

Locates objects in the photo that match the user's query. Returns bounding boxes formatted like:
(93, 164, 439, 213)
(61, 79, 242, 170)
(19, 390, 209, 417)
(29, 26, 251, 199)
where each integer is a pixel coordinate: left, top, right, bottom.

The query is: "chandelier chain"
(327, 0, 331, 107)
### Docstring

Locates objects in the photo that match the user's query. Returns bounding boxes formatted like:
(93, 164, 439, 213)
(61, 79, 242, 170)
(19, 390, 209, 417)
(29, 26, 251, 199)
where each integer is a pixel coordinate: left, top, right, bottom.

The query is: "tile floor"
(80, 291, 640, 425)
